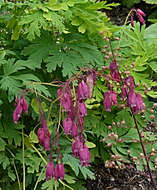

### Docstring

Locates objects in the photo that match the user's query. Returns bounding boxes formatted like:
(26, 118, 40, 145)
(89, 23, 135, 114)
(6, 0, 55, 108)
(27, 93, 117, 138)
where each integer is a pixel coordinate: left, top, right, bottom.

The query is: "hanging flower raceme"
(136, 8, 146, 24)
(104, 91, 117, 112)
(13, 96, 28, 124)
(131, 8, 146, 26)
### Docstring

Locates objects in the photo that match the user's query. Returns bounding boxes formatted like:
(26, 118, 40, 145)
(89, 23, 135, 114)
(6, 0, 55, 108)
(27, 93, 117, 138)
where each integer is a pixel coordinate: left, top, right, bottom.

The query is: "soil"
(86, 2, 157, 190)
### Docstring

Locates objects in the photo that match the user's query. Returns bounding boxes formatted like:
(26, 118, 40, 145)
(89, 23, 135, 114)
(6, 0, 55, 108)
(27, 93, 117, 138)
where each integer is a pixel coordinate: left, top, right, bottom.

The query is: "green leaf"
(78, 24, 86, 33)
(0, 137, 6, 151)
(31, 98, 48, 114)
(144, 23, 157, 39)
(78, 165, 95, 180)
(8, 168, 16, 181)
(63, 154, 80, 176)
(85, 141, 96, 148)
(143, 0, 157, 4)
(64, 174, 76, 184)
(41, 179, 56, 190)
(29, 131, 38, 143)
(19, 12, 47, 41)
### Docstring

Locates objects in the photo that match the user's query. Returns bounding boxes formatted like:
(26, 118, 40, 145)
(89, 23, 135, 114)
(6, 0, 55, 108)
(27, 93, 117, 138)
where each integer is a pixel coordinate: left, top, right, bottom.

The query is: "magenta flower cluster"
(46, 161, 65, 181)
(58, 72, 96, 167)
(131, 8, 146, 27)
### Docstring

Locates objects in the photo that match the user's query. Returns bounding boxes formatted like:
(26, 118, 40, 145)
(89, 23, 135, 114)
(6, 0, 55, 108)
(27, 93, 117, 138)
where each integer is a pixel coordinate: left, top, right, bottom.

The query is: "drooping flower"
(104, 91, 112, 112)
(86, 70, 96, 99)
(13, 96, 29, 124)
(43, 135, 50, 151)
(72, 137, 83, 157)
(77, 101, 87, 117)
(109, 60, 120, 81)
(58, 86, 73, 112)
(78, 80, 88, 100)
(54, 163, 65, 180)
(104, 91, 117, 112)
(125, 76, 135, 90)
(63, 117, 73, 135)
(72, 122, 78, 138)
(121, 86, 128, 100)
(13, 103, 23, 124)
(136, 8, 146, 25)
(127, 89, 145, 114)
(78, 115, 84, 128)
(37, 128, 45, 145)
(79, 145, 90, 166)
(109, 60, 118, 72)
(46, 161, 55, 181)
(136, 9, 146, 17)
(20, 97, 28, 113)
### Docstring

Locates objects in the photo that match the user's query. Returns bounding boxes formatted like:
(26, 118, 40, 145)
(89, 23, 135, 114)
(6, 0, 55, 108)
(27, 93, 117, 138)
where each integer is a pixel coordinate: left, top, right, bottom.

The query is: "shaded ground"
(86, 162, 157, 190)
(86, 2, 157, 190)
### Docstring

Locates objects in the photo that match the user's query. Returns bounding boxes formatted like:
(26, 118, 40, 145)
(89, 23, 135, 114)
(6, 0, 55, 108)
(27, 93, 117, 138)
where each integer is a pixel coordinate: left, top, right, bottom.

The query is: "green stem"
(22, 128, 25, 190)
(13, 160, 22, 190)
(33, 167, 44, 190)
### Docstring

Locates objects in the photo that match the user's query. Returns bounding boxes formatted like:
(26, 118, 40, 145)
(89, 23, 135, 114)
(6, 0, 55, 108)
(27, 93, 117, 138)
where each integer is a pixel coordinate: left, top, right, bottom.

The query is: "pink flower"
(109, 60, 118, 72)
(78, 115, 84, 128)
(20, 97, 28, 113)
(13, 103, 23, 124)
(109, 60, 120, 81)
(125, 76, 135, 90)
(136, 9, 146, 25)
(121, 86, 128, 100)
(86, 71, 96, 99)
(72, 137, 83, 157)
(58, 86, 73, 112)
(78, 80, 88, 100)
(104, 91, 117, 112)
(37, 128, 45, 145)
(72, 122, 78, 138)
(79, 145, 90, 166)
(77, 101, 87, 117)
(63, 117, 73, 135)
(43, 136, 50, 151)
(54, 163, 65, 180)
(46, 161, 55, 181)
(136, 9, 146, 17)
(13, 96, 28, 124)
(127, 90, 145, 114)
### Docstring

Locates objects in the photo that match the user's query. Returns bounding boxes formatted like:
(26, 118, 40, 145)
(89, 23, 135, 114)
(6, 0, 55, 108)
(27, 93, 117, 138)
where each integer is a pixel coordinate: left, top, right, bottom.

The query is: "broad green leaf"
(143, 0, 157, 4)
(144, 23, 157, 39)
